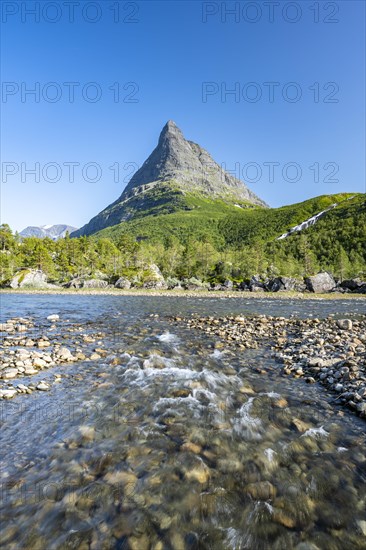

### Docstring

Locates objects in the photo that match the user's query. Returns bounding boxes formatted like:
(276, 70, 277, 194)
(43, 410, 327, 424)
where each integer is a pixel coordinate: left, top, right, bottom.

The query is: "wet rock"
(24, 367, 39, 375)
(273, 509, 296, 528)
(292, 418, 312, 433)
(170, 532, 186, 550)
(47, 314, 59, 321)
(184, 464, 210, 484)
(1, 368, 19, 379)
(295, 544, 320, 550)
(33, 358, 47, 368)
(0, 388, 18, 399)
(128, 534, 150, 550)
(104, 470, 137, 491)
(57, 347, 73, 360)
(78, 425, 95, 443)
(181, 441, 201, 454)
(245, 481, 276, 500)
(36, 382, 50, 391)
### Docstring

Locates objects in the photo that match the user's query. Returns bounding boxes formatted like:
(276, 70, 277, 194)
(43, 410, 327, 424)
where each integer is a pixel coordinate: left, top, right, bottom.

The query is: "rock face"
(72, 121, 267, 237)
(124, 121, 265, 204)
(10, 269, 49, 289)
(305, 272, 336, 293)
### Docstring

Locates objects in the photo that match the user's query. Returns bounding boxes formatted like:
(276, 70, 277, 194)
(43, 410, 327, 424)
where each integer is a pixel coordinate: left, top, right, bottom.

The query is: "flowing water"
(0, 295, 366, 549)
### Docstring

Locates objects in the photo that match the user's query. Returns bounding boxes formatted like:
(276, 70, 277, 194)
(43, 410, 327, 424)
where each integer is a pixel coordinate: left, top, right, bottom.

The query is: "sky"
(1, 0, 365, 232)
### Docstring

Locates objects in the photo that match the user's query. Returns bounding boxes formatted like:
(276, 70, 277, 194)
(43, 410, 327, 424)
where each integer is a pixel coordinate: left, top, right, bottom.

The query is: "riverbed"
(0, 294, 365, 549)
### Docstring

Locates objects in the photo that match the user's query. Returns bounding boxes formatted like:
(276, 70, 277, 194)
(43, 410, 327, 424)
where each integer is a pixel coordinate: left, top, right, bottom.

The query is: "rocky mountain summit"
(20, 224, 77, 240)
(72, 121, 267, 237)
(124, 120, 265, 202)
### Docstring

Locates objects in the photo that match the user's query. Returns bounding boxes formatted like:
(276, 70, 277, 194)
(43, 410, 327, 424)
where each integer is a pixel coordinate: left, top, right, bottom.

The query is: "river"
(0, 294, 365, 549)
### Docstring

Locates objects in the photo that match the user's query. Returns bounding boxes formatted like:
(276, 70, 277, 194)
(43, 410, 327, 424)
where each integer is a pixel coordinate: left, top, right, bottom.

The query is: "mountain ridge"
(20, 224, 78, 240)
(72, 121, 267, 237)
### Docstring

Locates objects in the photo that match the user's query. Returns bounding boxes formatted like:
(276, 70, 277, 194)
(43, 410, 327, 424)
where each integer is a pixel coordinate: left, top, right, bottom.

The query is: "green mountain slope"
(93, 192, 260, 246)
(93, 192, 364, 247)
(90, 192, 366, 278)
(219, 193, 364, 245)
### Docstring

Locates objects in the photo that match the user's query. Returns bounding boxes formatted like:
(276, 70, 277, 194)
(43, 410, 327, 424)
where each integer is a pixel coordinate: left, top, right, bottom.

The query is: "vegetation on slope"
(1, 193, 365, 286)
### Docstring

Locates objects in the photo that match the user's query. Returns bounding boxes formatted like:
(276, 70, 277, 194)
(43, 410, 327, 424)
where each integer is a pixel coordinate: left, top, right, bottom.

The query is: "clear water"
(0, 295, 365, 549)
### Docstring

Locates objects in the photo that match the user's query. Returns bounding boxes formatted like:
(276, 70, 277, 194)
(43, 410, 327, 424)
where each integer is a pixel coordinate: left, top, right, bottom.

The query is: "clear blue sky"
(1, 0, 365, 232)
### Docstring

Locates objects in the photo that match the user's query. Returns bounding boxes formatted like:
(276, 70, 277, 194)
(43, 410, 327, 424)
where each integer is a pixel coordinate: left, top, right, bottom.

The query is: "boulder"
(183, 278, 209, 291)
(10, 269, 49, 289)
(115, 277, 131, 289)
(249, 276, 265, 292)
(304, 272, 336, 293)
(239, 281, 250, 291)
(148, 263, 165, 282)
(82, 279, 108, 289)
(223, 279, 233, 290)
(143, 280, 168, 290)
(65, 277, 84, 288)
(267, 277, 306, 293)
(210, 283, 223, 291)
(340, 278, 366, 293)
(166, 277, 182, 290)
(142, 264, 167, 289)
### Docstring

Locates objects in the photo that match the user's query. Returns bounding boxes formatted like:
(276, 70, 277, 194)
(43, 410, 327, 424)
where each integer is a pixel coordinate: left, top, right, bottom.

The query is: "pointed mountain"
(72, 121, 267, 237)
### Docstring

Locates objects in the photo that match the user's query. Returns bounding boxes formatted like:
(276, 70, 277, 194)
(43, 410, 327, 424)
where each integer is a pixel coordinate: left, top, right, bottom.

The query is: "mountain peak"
(158, 119, 184, 144)
(72, 122, 267, 237)
(163, 119, 179, 131)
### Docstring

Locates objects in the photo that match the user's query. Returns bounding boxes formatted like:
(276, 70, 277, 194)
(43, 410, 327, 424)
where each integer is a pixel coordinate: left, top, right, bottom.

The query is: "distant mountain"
(72, 121, 267, 237)
(20, 224, 78, 240)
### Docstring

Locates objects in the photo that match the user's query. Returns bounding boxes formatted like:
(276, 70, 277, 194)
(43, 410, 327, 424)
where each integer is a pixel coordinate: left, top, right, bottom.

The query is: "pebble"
(47, 314, 59, 321)
(337, 319, 353, 330)
(36, 382, 50, 391)
(0, 388, 18, 399)
(245, 481, 276, 500)
(0, 317, 107, 399)
(180, 314, 366, 419)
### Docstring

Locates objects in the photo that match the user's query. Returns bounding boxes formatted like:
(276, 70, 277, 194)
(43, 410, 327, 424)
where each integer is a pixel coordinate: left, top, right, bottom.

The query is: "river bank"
(1, 288, 366, 299)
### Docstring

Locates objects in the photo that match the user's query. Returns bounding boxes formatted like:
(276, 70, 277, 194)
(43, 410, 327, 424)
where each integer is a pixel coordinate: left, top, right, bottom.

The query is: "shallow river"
(0, 295, 366, 550)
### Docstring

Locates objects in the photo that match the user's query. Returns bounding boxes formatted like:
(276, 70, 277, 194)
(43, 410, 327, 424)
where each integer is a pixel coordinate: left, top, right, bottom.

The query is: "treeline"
(0, 219, 365, 286)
